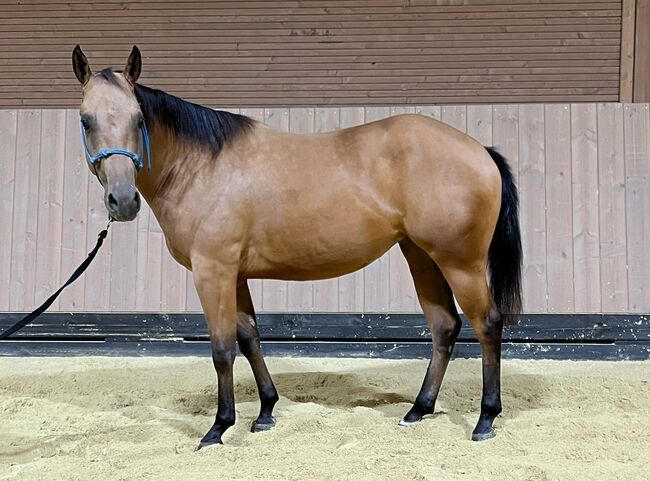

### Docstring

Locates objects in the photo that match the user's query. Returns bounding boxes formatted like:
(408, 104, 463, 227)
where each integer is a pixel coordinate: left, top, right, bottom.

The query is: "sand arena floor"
(0, 356, 649, 481)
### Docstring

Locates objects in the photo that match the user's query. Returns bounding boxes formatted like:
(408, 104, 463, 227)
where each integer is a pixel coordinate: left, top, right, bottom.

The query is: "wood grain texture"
(83, 166, 111, 310)
(34, 109, 65, 310)
(571, 103, 601, 312)
(544, 104, 574, 312)
(518, 104, 547, 312)
(0, 109, 17, 311)
(58, 109, 88, 310)
(619, 0, 636, 101)
(633, 0, 650, 102)
(10, 110, 41, 310)
(597, 103, 628, 312)
(467, 104, 493, 144)
(624, 103, 650, 312)
(2, 103, 648, 315)
(491, 105, 519, 182)
(0, 0, 623, 107)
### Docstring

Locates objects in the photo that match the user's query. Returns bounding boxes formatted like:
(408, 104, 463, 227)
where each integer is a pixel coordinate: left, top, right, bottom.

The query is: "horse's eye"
(137, 117, 145, 128)
(81, 117, 90, 130)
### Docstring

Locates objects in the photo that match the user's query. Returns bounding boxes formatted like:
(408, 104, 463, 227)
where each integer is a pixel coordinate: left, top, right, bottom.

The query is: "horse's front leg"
(192, 259, 239, 448)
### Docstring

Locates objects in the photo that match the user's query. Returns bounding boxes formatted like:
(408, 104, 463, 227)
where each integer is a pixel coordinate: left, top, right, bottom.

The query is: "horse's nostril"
(133, 191, 141, 208)
(108, 193, 118, 209)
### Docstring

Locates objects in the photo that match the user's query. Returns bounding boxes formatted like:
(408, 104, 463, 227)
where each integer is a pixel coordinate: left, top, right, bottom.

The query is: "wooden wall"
(633, 0, 650, 101)
(0, 0, 623, 107)
(1, 103, 649, 314)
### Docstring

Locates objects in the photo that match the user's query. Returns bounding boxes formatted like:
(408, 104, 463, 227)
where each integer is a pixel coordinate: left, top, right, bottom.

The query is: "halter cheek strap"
(80, 118, 152, 172)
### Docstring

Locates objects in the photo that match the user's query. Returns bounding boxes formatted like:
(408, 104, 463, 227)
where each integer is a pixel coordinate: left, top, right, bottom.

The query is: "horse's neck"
(135, 124, 181, 211)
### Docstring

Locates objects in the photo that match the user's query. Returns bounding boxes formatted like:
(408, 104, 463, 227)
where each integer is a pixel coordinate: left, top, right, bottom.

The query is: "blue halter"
(80, 118, 152, 172)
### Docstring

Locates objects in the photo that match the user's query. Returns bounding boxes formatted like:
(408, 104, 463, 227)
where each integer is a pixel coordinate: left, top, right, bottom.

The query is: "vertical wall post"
(620, 0, 637, 102)
(633, 0, 650, 101)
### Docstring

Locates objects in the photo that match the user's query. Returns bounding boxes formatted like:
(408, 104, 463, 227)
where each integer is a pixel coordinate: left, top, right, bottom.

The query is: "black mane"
(134, 83, 255, 155)
(93, 69, 253, 155)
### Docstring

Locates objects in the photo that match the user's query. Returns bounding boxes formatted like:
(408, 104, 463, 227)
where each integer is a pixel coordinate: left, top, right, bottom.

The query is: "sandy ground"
(0, 357, 649, 481)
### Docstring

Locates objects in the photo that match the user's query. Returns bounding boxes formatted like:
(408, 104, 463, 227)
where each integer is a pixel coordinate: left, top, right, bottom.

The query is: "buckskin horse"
(71, 45, 522, 448)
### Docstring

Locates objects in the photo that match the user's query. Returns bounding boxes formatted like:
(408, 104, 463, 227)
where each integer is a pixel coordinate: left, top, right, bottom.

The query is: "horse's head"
(72, 45, 146, 222)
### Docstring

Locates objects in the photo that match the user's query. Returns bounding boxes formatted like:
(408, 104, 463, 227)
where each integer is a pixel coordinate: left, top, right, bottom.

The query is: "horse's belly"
(242, 230, 399, 281)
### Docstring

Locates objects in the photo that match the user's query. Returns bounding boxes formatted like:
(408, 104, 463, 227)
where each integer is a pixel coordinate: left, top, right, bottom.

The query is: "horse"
(71, 45, 522, 448)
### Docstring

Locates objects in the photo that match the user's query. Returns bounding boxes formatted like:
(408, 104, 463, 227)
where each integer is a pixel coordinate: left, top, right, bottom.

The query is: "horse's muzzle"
(105, 185, 141, 221)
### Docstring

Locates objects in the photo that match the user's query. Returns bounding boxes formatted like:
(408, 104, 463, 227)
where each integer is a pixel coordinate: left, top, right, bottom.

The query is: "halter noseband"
(80, 118, 152, 172)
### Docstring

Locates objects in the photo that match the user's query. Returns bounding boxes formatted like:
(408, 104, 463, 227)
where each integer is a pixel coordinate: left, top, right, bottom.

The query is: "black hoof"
(197, 423, 227, 449)
(251, 417, 276, 433)
(399, 405, 433, 426)
(398, 417, 420, 427)
(471, 427, 496, 441)
(195, 438, 223, 451)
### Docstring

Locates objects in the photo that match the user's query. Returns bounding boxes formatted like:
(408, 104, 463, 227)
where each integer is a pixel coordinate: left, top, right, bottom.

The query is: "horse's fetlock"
(481, 396, 502, 416)
(216, 412, 236, 428)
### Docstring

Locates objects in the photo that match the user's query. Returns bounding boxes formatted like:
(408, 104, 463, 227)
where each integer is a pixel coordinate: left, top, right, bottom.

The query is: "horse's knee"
(211, 340, 236, 368)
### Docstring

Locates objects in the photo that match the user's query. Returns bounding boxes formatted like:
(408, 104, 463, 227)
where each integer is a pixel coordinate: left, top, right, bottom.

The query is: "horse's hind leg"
(236, 282, 280, 432)
(437, 260, 502, 441)
(398, 239, 462, 426)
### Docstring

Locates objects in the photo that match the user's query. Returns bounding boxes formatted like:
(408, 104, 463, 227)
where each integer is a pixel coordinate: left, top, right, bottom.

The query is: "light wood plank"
(109, 220, 139, 311)
(518, 104, 547, 312)
(633, 0, 650, 102)
(492, 105, 520, 183)
(467, 104, 493, 144)
(544, 104, 574, 313)
(58, 109, 89, 311)
(441, 105, 467, 133)
(34, 110, 65, 310)
(10, 109, 41, 311)
(337, 106, 366, 312)
(0, 109, 17, 311)
(571, 103, 601, 312)
(363, 106, 391, 312)
(415, 105, 441, 121)
(260, 107, 289, 312)
(83, 169, 112, 310)
(135, 204, 152, 311)
(624, 103, 650, 311)
(597, 103, 628, 312)
(143, 206, 163, 311)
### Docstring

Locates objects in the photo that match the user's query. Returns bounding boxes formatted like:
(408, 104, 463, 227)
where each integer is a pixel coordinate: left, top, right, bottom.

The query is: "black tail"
(485, 147, 523, 326)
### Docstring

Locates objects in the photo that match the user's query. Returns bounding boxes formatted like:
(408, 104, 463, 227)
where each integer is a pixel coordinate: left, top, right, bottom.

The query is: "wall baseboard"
(1, 313, 648, 360)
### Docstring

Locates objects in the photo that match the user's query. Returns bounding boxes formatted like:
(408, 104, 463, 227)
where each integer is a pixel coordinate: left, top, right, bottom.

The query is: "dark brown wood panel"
(0, 0, 623, 107)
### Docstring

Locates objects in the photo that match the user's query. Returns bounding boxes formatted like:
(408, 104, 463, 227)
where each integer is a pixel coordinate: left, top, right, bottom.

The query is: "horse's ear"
(72, 45, 92, 85)
(123, 46, 141, 84)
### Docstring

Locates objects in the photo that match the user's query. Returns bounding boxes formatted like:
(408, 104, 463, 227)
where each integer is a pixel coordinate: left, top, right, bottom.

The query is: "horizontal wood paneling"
(0, 0, 623, 106)
(1, 103, 648, 314)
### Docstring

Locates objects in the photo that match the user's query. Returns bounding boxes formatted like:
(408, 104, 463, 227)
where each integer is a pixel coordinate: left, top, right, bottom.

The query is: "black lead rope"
(0, 219, 113, 341)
